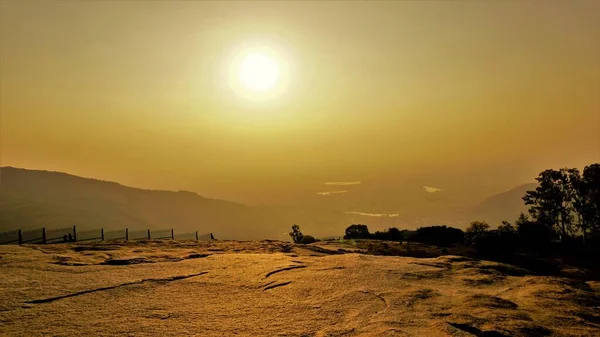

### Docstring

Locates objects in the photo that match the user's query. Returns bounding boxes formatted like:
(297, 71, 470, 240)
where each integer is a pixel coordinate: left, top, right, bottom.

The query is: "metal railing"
(0, 226, 213, 245)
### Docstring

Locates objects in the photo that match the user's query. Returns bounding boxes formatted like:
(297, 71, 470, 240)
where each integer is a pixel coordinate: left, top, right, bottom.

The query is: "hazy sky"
(1, 1, 599, 205)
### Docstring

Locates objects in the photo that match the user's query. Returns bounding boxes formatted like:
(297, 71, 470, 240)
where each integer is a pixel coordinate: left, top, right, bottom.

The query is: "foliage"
(515, 213, 529, 228)
(344, 224, 371, 240)
(372, 227, 407, 241)
(299, 235, 317, 244)
(289, 225, 317, 244)
(474, 223, 519, 256)
(289, 224, 304, 244)
(399, 229, 417, 241)
(331, 163, 599, 263)
(523, 164, 600, 244)
(412, 225, 464, 247)
(523, 168, 576, 240)
(572, 164, 600, 242)
(498, 220, 516, 234)
(465, 221, 490, 244)
(516, 216, 550, 252)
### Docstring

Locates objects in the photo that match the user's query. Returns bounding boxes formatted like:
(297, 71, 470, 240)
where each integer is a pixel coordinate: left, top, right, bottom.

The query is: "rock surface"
(1, 240, 599, 336)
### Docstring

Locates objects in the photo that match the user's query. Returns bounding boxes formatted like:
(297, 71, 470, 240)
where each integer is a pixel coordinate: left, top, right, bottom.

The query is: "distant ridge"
(0, 166, 540, 238)
(0, 167, 261, 239)
(467, 183, 537, 225)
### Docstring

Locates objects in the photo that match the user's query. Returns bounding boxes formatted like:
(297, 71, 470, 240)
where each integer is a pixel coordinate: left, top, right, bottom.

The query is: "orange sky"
(1, 1, 599, 205)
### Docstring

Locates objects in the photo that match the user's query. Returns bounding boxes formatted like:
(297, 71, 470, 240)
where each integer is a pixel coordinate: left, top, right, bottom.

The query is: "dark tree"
(474, 230, 517, 256)
(465, 221, 490, 244)
(344, 224, 371, 239)
(386, 227, 403, 241)
(399, 229, 417, 241)
(571, 164, 600, 243)
(583, 164, 600, 236)
(412, 226, 464, 246)
(497, 220, 516, 234)
(372, 230, 388, 241)
(515, 213, 529, 228)
(516, 213, 550, 252)
(289, 224, 304, 243)
(372, 227, 404, 241)
(523, 168, 575, 241)
(523, 164, 600, 244)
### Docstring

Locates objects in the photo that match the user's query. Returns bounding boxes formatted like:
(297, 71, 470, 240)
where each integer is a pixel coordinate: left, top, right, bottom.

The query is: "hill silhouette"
(467, 184, 537, 225)
(0, 167, 264, 239)
(1, 167, 539, 238)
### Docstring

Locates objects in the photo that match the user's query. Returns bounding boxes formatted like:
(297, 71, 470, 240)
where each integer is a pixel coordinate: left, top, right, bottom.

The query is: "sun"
(223, 42, 294, 104)
(237, 53, 280, 91)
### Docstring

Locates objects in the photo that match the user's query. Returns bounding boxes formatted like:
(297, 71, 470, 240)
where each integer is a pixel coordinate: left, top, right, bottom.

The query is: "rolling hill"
(0, 167, 264, 239)
(467, 183, 537, 225)
(0, 167, 538, 238)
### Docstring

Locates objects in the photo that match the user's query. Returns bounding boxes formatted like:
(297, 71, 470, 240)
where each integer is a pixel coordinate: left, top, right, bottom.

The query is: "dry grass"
(1, 240, 599, 336)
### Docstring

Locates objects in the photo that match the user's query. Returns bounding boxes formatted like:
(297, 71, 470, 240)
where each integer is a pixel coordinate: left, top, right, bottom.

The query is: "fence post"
(147, 229, 151, 240)
(42, 227, 47, 244)
(195, 231, 198, 240)
(171, 229, 174, 240)
(73, 225, 77, 242)
(125, 228, 129, 241)
(101, 228, 104, 241)
(18, 229, 23, 245)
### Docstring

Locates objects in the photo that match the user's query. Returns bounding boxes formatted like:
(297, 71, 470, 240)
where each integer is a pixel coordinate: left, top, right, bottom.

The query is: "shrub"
(344, 224, 371, 239)
(400, 229, 417, 241)
(474, 230, 519, 256)
(412, 225, 464, 246)
(517, 221, 550, 252)
(372, 227, 407, 241)
(299, 235, 317, 244)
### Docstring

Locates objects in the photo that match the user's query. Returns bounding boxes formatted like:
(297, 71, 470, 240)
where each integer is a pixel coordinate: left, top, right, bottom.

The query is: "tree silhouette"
(515, 212, 550, 252)
(523, 169, 575, 241)
(465, 221, 490, 244)
(573, 164, 600, 242)
(372, 227, 404, 241)
(498, 220, 516, 234)
(413, 226, 464, 246)
(344, 224, 371, 239)
(515, 212, 529, 228)
(289, 224, 304, 243)
(524, 165, 600, 244)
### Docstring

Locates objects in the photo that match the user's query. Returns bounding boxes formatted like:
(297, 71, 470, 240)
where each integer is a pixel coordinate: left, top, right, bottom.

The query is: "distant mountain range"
(466, 183, 535, 225)
(0, 167, 536, 239)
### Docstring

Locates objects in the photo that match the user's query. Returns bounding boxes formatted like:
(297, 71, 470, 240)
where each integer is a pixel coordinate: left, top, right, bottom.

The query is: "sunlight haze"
(1, 0, 599, 208)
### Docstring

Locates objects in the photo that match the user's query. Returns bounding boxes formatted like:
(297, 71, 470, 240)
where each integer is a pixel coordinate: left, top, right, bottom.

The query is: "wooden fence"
(0, 226, 213, 245)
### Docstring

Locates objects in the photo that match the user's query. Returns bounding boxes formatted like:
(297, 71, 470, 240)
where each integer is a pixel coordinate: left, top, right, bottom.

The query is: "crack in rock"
(100, 254, 211, 266)
(265, 265, 306, 278)
(317, 266, 346, 271)
(263, 281, 292, 291)
(25, 272, 208, 304)
(262, 280, 277, 288)
(358, 290, 388, 308)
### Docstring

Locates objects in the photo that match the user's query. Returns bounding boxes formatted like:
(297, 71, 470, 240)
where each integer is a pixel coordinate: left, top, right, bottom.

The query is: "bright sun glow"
(238, 53, 280, 91)
(224, 42, 294, 105)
